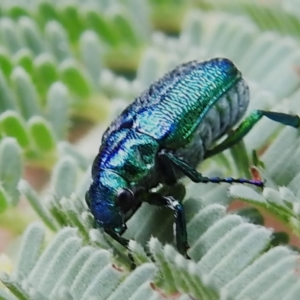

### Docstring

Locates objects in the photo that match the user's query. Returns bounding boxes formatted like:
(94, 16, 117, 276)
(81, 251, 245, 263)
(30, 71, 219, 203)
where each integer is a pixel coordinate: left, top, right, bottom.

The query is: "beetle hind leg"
(205, 110, 300, 159)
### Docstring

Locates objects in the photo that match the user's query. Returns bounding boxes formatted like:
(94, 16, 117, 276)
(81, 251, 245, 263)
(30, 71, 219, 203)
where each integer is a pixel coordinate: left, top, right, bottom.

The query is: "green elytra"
(86, 58, 300, 262)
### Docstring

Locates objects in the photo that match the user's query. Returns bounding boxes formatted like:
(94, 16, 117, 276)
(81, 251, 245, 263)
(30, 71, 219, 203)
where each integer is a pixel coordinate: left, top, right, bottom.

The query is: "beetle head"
(86, 170, 138, 234)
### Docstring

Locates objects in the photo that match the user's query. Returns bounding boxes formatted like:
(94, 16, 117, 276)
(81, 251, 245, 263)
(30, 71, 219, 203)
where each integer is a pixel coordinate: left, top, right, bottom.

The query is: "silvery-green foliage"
(0, 110, 58, 168)
(199, 0, 300, 40)
(0, 4, 148, 166)
(13, 147, 300, 299)
(0, 138, 22, 206)
(2, 204, 300, 299)
(0, 224, 166, 300)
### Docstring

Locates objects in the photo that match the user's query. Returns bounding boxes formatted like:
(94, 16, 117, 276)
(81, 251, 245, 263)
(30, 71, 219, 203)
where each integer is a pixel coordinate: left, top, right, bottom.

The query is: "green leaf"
(13, 222, 45, 281)
(181, 10, 203, 47)
(7, 5, 29, 20)
(35, 236, 82, 296)
(223, 246, 299, 299)
(0, 185, 8, 213)
(127, 0, 151, 40)
(51, 156, 77, 198)
(0, 48, 13, 78)
(108, 263, 157, 300)
(34, 54, 59, 98)
(45, 21, 71, 62)
(46, 195, 69, 228)
(80, 265, 124, 299)
(1, 227, 154, 300)
(59, 59, 92, 99)
(0, 69, 17, 112)
(137, 49, 160, 87)
(59, 4, 84, 43)
(49, 246, 95, 297)
(201, 225, 272, 287)
(112, 11, 139, 46)
(0, 273, 30, 300)
(18, 17, 45, 56)
(266, 128, 300, 185)
(28, 116, 56, 153)
(18, 180, 58, 231)
(251, 149, 265, 168)
(60, 197, 89, 240)
(37, 2, 60, 26)
(10, 66, 40, 120)
(270, 231, 290, 247)
(0, 17, 23, 54)
(128, 240, 150, 266)
(230, 185, 300, 235)
(0, 137, 22, 205)
(68, 249, 112, 298)
(234, 207, 264, 225)
(26, 227, 78, 285)
(58, 142, 88, 170)
(89, 228, 110, 250)
(13, 49, 34, 76)
(84, 10, 120, 46)
(46, 82, 69, 140)
(149, 238, 218, 298)
(0, 110, 30, 148)
(0, 288, 17, 300)
(230, 139, 251, 178)
(80, 30, 103, 87)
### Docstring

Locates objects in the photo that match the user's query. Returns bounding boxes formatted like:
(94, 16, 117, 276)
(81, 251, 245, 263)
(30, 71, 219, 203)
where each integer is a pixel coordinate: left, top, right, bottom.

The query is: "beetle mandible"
(86, 58, 300, 257)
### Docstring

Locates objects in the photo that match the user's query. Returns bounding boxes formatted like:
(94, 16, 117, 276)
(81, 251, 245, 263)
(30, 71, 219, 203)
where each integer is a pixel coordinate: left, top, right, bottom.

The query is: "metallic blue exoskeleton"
(86, 58, 300, 257)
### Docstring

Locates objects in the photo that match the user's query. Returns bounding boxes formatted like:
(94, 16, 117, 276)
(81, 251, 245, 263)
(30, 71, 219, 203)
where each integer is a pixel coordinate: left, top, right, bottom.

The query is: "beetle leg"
(105, 228, 136, 269)
(157, 182, 186, 202)
(164, 196, 189, 258)
(157, 152, 177, 185)
(105, 228, 130, 249)
(136, 190, 189, 258)
(161, 151, 264, 187)
(205, 110, 300, 159)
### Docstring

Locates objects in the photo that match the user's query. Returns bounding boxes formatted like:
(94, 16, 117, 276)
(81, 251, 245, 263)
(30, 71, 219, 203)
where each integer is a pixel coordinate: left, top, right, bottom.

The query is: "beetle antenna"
(200, 176, 264, 188)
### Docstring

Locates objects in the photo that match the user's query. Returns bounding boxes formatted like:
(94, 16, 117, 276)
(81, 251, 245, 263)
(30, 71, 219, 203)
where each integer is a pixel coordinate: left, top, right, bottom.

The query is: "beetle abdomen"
(172, 77, 249, 170)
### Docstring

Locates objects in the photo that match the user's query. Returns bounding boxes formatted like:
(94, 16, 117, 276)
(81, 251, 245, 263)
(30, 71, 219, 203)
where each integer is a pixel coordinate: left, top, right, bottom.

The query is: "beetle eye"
(117, 188, 134, 213)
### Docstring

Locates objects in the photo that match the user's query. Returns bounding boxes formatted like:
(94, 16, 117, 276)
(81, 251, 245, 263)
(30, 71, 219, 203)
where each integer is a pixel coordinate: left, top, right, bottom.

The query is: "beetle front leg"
(157, 151, 177, 185)
(105, 228, 130, 249)
(205, 110, 300, 159)
(105, 228, 137, 269)
(136, 190, 189, 258)
(165, 196, 189, 258)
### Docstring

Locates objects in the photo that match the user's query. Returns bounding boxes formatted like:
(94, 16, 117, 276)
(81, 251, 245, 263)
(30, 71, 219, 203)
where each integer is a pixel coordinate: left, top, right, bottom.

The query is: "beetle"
(86, 58, 300, 258)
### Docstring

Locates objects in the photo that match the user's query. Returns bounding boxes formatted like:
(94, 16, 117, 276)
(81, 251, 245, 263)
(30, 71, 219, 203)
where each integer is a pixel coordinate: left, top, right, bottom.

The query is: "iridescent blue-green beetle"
(86, 58, 300, 257)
